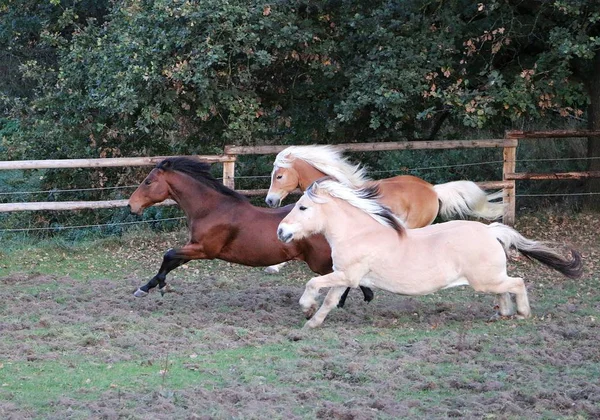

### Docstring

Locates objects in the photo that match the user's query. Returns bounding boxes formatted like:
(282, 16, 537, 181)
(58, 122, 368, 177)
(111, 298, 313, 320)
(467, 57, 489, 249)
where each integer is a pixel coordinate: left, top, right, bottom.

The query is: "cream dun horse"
(277, 179, 583, 328)
(265, 145, 505, 275)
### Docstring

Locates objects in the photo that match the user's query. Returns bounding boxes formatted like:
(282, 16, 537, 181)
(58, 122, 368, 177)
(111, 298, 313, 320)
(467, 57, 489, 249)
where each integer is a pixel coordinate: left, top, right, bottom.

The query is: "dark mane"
(309, 178, 405, 236)
(156, 157, 248, 201)
(359, 184, 405, 236)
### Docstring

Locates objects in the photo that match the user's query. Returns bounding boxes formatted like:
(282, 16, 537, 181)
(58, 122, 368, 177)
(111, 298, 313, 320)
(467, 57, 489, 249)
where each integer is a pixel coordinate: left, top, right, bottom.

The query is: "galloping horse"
(127, 157, 375, 301)
(277, 179, 583, 328)
(266, 145, 505, 227)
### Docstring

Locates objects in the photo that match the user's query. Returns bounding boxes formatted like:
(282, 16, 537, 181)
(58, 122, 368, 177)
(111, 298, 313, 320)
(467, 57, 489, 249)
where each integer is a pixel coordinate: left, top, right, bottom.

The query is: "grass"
(0, 214, 599, 418)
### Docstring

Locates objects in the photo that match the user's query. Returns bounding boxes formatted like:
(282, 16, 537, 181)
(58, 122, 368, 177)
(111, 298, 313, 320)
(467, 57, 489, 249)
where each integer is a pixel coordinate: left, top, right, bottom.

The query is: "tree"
(2, 0, 598, 158)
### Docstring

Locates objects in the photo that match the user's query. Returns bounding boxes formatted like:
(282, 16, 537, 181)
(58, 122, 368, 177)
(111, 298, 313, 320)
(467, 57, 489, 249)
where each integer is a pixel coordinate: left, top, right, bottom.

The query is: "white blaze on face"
(266, 166, 283, 207)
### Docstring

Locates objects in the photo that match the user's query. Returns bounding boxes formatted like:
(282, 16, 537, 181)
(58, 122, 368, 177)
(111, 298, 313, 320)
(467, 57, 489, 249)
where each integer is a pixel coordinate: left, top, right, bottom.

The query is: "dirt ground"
(0, 212, 599, 419)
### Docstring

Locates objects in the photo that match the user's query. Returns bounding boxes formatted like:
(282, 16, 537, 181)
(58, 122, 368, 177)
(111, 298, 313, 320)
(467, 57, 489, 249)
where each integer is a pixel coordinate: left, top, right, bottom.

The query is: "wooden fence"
(2, 130, 600, 226)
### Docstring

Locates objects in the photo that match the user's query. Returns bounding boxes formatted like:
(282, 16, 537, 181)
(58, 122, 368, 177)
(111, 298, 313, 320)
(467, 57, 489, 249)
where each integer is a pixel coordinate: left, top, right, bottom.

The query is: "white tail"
(433, 181, 505, 220)
(487, 222, 583, 279)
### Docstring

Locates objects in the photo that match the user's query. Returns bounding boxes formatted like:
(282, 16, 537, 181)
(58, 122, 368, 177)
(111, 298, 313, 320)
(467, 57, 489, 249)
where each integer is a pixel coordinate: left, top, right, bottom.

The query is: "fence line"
(2, 155, 596, 198)
(1, 131, 600, 226)
(0, 185, 140, 196)
(0, 155, 233, 170)
(0, 217, 186, 233)
(223, 139, 517, 155)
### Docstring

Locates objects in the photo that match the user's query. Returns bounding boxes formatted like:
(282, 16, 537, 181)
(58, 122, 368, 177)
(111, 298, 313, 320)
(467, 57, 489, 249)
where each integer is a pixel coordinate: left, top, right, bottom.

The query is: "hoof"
(264, 266, 280, 274)
(303, 319, 321, 329)
(487, 312, 502, 322)
(303, 306, 317, 320)
(134, 288, 148, 298)
(158, 284, 172, 296)
(361, 286, 374, 302)
(487, 312, 519, 322)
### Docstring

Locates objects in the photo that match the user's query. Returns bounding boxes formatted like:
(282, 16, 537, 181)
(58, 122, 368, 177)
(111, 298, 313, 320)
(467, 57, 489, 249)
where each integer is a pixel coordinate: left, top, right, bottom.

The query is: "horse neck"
(293, 159, 327, 191)
(165, 172, 245, 218)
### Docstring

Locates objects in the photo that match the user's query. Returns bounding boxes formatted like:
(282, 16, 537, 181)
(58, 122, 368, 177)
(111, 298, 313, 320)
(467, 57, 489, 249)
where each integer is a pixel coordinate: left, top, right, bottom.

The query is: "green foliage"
(3, 0, 597, 159)
(1, 0, 599, 234)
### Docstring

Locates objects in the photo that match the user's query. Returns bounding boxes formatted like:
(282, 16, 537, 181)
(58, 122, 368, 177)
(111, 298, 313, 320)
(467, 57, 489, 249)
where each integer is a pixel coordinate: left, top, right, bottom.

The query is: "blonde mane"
(274, 145, 369, 188)
(308, 179, 405, 233)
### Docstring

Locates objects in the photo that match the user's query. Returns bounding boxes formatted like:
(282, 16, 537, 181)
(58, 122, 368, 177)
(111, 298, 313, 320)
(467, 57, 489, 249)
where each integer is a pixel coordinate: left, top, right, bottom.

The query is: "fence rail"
(0, 155, 234, 170)
(224, 139, 517, 155)
(1, 130, 599, 226)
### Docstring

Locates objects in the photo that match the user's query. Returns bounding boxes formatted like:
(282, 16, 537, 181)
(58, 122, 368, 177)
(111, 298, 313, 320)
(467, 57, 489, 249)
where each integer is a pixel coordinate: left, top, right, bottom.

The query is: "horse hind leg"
(264, 262, 287, 274)
(497, 292, 515, 316)
(482, 276, 530, 319)
(337, 286, 374, 308)
(507, 277, 530, 319)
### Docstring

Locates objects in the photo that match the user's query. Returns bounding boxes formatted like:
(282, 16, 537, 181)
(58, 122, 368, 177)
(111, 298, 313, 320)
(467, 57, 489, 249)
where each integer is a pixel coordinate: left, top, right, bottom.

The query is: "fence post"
(222, 155, 236, 189)
(503, 132, 518, 225)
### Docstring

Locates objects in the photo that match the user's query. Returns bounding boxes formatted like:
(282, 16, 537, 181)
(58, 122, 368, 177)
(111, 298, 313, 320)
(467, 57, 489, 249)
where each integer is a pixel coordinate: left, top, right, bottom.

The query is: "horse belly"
(441, 277, 470, 289)
(361, 257, 456, 296)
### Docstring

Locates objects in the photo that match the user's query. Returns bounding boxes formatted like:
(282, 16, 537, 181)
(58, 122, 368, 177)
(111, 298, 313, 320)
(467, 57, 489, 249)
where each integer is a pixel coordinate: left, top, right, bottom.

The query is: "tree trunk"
(584, 50, 600, 210)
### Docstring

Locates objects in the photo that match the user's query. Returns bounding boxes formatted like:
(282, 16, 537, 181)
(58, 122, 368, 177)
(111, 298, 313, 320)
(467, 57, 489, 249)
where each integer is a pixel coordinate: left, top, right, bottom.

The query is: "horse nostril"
(277, 227, 283, 238)
(128, 203, 140, 215)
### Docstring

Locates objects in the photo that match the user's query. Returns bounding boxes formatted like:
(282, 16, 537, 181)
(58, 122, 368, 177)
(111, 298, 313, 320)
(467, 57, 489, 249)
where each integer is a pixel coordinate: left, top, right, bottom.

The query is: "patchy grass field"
(0, 212, 599, 419)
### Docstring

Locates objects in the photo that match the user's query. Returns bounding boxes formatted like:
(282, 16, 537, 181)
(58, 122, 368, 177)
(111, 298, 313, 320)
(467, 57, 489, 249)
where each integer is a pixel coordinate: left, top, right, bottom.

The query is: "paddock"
(1, 132, 599, 417)
(0, 212, 598, 418)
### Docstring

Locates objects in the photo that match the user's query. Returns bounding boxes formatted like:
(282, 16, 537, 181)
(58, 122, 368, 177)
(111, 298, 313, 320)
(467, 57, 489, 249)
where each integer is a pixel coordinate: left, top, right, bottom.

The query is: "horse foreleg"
(305, 287, 348, 329)
(134, 248, 190, 297)
(299, 271, 352, 325)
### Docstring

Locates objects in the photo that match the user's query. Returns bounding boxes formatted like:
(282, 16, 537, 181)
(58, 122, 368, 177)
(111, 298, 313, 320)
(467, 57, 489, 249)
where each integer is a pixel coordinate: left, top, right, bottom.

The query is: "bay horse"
(127, 157, 375, 302)
(277, 179, 583, 328)
(266, 145, 505, 227)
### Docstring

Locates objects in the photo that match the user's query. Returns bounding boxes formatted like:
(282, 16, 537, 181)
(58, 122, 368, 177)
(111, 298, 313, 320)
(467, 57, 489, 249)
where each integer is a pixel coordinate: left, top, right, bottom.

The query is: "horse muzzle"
(128, 202, 143, 216)
(277, 226, 294, 243)
(265, 193, 282, 208)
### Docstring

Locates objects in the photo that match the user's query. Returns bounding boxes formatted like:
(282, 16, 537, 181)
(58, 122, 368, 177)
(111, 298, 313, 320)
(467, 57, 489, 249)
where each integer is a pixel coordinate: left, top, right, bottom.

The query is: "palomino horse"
(277, 179, 583, 328)
(264, 145, 505, 279)
(127, 157, 375, 302)
(266, 145, 505, 227)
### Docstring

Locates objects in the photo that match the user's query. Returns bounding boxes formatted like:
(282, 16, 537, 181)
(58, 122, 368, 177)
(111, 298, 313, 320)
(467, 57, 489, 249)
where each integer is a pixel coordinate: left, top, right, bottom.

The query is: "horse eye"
(144, 179, 152, 185)
(276, 175, 283, 179)
(299, 205, 307, 211)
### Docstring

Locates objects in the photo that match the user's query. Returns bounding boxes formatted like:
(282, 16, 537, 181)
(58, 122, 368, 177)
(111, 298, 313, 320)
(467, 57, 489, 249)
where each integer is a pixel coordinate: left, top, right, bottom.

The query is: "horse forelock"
(313, 179, 405, 234)
(275, 145, 370, 188)
(156, 157, 248, 201)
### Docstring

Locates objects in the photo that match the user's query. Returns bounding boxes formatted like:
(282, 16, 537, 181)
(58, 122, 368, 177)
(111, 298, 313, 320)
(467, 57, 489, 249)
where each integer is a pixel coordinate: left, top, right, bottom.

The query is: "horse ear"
(160, 159, 172, 170)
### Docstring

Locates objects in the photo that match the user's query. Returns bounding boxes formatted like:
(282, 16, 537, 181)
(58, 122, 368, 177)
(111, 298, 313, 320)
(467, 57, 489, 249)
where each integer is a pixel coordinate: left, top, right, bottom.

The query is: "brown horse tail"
(488, 222, 583, 279)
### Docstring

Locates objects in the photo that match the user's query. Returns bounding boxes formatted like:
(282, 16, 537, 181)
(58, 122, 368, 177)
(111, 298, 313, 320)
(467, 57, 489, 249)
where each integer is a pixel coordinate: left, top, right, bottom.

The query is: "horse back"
(372, 176, 439, 228)
(193, 202, 332, 273)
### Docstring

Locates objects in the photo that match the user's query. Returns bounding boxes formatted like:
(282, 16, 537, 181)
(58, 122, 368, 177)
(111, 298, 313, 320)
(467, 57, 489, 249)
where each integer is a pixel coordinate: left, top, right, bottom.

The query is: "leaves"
(1, 0, 598, 162)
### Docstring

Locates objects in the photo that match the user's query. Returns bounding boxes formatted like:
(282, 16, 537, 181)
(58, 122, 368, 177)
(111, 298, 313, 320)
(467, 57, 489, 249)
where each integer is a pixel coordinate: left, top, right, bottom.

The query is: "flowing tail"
(433, 180, 505, 220)
(487, 222, 583, 278)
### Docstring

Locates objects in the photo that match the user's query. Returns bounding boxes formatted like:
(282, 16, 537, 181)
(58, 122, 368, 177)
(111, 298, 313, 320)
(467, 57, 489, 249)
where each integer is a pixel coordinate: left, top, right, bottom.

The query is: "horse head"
(266, 162, 300, 208)
(277, 181, 327, 243)
(128, 164, 171, 215)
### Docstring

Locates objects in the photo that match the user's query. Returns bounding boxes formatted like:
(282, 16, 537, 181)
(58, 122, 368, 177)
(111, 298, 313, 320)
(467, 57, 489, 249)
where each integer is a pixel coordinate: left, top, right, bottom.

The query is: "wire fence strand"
(0, 217, 186, 233)
(2, 155, 599, 196)
(0, 185, 140, 196)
